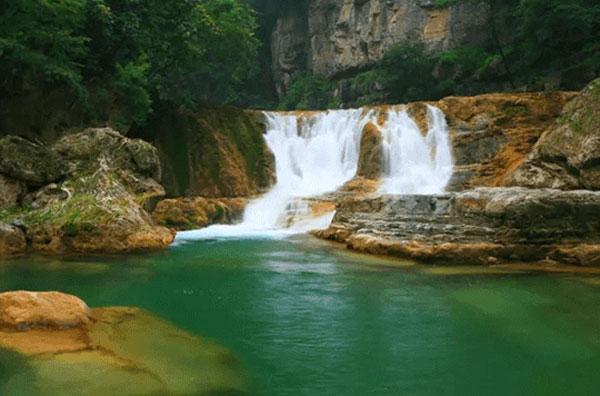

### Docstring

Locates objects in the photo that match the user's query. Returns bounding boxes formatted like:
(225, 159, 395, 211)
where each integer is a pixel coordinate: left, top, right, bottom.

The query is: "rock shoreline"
(314, 187, 600, 266)
(0, 128, 174, 257)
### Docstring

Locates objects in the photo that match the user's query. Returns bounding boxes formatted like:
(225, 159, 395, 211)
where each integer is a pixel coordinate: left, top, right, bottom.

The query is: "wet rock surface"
(0, 291, 248, 395)
(356, 122, 383, 180)
(0, 223, 27, 257)
(152, 197, 248, 231)
(315, 187, 600, 266)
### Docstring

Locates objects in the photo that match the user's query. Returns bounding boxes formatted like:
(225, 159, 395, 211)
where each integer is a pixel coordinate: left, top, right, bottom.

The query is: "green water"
(1, 236, 600, 395)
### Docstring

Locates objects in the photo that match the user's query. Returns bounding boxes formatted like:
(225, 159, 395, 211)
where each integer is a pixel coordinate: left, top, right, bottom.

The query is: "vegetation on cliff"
(279, 0, 599, 109)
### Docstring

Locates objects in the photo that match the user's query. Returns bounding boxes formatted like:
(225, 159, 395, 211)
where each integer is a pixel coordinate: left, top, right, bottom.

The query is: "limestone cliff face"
(271, 0, 492, 95)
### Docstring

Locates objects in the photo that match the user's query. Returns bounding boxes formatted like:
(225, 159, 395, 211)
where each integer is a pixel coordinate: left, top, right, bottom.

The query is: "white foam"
(379, 105, 453, 194)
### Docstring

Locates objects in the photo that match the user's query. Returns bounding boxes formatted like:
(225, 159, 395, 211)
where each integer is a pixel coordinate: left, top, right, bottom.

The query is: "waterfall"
(176, 105, 452, 241)
(177, 109, 375, 240)
(379, 105, 453, 194)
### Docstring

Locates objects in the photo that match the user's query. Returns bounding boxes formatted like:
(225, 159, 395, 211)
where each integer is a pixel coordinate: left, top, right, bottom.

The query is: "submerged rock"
(315, 187, 600, 266)
(0, 291, 248, 395)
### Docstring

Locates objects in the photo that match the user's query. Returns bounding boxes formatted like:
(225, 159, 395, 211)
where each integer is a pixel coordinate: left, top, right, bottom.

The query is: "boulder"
(0, 135, 66, 186)
(0, 291, 90, 330)
(509, 78, 600, 190)
(53, 128, 161, 179)
(0, 223, 26, 256)
(356, 122, 383, 180)
(152, 197, 248, 231)
(0, 127, 173, 256)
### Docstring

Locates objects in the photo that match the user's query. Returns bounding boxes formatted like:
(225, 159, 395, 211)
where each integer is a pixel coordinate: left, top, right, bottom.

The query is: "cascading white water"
(379, 105, 453, 194)
(176, 105, 453, 242)
(241, 109, 374, 230)
(176, 109, 375, 240)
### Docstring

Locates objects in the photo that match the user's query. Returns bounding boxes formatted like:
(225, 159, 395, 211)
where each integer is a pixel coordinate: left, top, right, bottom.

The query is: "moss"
(0, 205, 21, 224)
(155, 105, 272, 197)
(570, 108, 595, 135)
(502, 103, 530, 117)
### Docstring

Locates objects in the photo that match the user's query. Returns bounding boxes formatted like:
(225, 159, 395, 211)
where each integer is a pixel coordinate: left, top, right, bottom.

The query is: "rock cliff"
(271, 0, 493, 96)
(509, 78, 600, 190)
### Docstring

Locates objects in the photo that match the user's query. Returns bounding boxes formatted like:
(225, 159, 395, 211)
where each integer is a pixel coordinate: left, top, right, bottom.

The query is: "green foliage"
(112, 57, 152, 129)
(1, 0, 260, 129)
(435, 0, 459, 8)
(513, 0, 600, 87)
(279, 74, 334, 110)
(0, 0, 89, 102)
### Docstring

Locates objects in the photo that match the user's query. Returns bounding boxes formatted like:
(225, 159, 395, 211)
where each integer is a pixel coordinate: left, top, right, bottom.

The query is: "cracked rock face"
(509, 78, 600, 190)
(315, 187, 600, 266)
(271, 0, 492, 95)
(0, 136, 67, 187)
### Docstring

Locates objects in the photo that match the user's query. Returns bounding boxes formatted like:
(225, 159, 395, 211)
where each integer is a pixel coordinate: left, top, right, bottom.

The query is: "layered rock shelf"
(315, 188, 600, 266)
(314, 79, 600, 267)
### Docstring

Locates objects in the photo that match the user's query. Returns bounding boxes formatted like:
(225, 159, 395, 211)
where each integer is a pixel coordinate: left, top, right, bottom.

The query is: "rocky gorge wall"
(271, 0, 494, 96)
(150, 106, 274, 198)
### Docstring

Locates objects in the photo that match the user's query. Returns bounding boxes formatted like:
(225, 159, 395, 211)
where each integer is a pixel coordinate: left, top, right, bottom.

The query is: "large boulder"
(0, 291, 90, 330)
(0, 223, 26, 256)
(0, 292, 248, 395)
(0, 128, 174, 256)
(54, 127, 161, 180)
(0, 135, 67, 186)
(509, 78, 600, 190)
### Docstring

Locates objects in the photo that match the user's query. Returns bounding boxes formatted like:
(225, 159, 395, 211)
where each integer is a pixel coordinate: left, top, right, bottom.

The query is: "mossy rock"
(153, 106, 275, 197)
(54, 128, 161, 179)
(0, 136, 67, 186)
